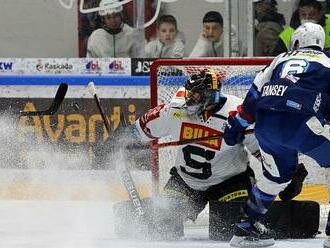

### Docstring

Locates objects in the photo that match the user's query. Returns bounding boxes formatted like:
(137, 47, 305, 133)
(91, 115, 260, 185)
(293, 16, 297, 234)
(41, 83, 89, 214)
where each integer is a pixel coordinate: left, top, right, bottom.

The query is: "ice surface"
(0, 113, 325, 247)
(0, 200, 324, 248)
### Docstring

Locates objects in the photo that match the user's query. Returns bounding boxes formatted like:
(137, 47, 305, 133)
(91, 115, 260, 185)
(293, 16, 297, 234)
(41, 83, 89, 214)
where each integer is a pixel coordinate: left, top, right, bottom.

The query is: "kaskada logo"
(36, 60, 73, 73)
(36, 60, 43, 71)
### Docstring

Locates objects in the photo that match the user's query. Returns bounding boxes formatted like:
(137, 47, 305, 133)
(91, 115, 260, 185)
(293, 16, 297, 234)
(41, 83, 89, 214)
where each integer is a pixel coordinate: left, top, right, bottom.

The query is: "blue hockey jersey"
(241, 49, 330, 122)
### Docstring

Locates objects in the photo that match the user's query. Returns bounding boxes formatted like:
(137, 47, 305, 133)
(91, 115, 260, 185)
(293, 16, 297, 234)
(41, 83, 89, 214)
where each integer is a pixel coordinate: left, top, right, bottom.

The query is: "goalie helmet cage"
(149, 57, 273, 196)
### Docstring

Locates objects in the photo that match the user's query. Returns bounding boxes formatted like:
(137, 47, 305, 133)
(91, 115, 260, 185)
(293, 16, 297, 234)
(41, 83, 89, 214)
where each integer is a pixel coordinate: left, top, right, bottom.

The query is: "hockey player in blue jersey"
(223, 22, 330, 247)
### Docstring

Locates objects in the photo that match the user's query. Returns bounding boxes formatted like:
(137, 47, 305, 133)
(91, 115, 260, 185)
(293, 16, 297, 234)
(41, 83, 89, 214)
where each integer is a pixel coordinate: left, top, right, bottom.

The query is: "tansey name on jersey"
(180, 122, 221, 150)
(261, 85, 288, 97)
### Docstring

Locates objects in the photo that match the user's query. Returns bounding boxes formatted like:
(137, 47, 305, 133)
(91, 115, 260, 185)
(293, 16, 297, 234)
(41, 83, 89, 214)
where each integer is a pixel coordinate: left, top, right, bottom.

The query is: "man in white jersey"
(86, 0, 133, 58)
(125, 68, 260, 236)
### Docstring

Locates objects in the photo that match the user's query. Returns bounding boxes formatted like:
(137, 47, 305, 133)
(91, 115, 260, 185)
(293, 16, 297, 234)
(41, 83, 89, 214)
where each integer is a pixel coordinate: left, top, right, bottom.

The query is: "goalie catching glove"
(92, 124, 147, 166)
(109, 124, 148, 152)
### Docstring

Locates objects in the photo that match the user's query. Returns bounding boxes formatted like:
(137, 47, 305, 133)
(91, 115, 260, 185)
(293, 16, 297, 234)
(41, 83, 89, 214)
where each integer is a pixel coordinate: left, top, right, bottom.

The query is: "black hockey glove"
(279, 163, 308, 201)
(93, 124, 148, 168)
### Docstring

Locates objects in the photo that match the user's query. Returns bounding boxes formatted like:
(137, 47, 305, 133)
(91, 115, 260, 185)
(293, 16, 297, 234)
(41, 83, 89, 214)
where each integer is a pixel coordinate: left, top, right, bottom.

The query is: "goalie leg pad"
(113, 198, 152, 240)
(266, 200, 320, 239)
(209, 201, 244, 241)
(208, 169, 253, 241)
(163, 167, 208, 222)
(209, 200, 320, 241)
(113, 197, 184, 240)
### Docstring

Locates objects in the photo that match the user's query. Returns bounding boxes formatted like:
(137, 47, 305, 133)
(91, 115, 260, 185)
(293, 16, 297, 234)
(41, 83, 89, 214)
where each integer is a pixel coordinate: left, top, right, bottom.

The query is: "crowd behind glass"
(79, 0, 330, 58)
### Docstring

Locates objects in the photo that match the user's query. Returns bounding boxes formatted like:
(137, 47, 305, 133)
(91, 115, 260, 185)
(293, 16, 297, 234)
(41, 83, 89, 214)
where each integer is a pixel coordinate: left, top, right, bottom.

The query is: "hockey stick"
(20, 83, 68, 116)
(153, 129, 255, 149)
(87, 81, 147, 218)
(87, 82, 112, 133)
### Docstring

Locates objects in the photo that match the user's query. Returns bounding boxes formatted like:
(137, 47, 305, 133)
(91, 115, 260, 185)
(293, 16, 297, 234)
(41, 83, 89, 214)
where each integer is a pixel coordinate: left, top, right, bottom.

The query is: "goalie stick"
(87, 82, 147, 219)
(153, 129, 255, 149)
(20, 83, 68, 116)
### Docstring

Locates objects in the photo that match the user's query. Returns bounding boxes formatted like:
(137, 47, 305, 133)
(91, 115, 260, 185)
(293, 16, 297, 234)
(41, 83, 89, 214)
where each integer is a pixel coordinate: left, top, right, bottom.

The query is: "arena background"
(0, 0, 307, 58)
(0, 1, 328, 243)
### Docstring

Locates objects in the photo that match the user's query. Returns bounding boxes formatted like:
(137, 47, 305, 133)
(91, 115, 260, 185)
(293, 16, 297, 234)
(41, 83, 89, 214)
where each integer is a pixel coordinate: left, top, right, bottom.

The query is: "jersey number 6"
(280, 59, 309, 78)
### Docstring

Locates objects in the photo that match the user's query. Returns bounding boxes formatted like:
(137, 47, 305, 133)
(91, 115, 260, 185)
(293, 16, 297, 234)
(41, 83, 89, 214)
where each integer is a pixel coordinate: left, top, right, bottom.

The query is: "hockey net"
(150, 58, 330, 226)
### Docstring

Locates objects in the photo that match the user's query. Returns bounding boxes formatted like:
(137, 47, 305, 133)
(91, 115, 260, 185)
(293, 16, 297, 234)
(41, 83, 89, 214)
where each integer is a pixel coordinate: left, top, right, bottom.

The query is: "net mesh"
(156, 65, 256, 107)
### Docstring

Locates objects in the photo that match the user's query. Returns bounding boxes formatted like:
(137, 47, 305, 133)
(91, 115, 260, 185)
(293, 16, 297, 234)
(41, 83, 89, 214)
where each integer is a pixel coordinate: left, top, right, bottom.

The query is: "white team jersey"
(189, 25, 239, 57)
(135, 88, 259, 191)
(144, 39, 185, 58)
(86, 24, 134, 58)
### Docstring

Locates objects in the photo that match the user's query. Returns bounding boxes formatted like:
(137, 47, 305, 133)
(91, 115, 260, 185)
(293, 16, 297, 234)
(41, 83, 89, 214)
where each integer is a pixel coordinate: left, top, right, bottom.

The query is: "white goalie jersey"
(135, 88, 259, 191)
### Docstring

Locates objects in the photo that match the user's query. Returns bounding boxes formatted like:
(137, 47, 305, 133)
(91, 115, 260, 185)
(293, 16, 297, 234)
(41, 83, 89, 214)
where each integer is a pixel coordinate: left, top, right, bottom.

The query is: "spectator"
(86, 0, 134, 58)
(272, 0, 330, 55)
(79, 12, 101, 57)
(190, 11, 239, 57)
(144, 15, 185, 58)
(253, 0, 285, 56)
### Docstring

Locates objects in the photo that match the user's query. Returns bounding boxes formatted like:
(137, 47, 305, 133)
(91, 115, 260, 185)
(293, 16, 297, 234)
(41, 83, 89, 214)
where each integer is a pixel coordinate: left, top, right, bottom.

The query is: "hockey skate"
(229, 220, 275, 247)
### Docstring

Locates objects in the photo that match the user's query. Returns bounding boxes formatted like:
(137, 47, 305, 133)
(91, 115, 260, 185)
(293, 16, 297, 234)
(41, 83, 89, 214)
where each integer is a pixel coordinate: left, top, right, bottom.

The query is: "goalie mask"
(184, 70, 223, 116)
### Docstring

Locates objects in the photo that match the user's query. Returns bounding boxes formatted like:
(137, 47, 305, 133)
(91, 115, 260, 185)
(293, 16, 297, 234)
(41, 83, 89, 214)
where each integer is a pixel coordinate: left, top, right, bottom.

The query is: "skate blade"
(229, 235, 275, 247)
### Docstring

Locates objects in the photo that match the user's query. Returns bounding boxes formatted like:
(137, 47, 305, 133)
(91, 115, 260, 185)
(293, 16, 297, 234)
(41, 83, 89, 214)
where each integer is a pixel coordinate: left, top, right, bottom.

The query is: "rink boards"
(0, 168, 325, 204)
(0, 72, 327, 208)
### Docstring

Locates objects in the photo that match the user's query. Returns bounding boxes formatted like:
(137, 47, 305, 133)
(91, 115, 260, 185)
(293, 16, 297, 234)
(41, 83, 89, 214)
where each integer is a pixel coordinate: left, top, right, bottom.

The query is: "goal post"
(149, 57, 273, 195)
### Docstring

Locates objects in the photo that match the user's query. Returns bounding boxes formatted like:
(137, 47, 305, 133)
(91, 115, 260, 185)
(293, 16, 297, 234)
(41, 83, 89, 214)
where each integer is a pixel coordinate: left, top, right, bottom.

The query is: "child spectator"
(144, 15, 185, 58)
(189, 11, 239, 57)
(253, 0, 285, 56)
(86, 0, 134, 58)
